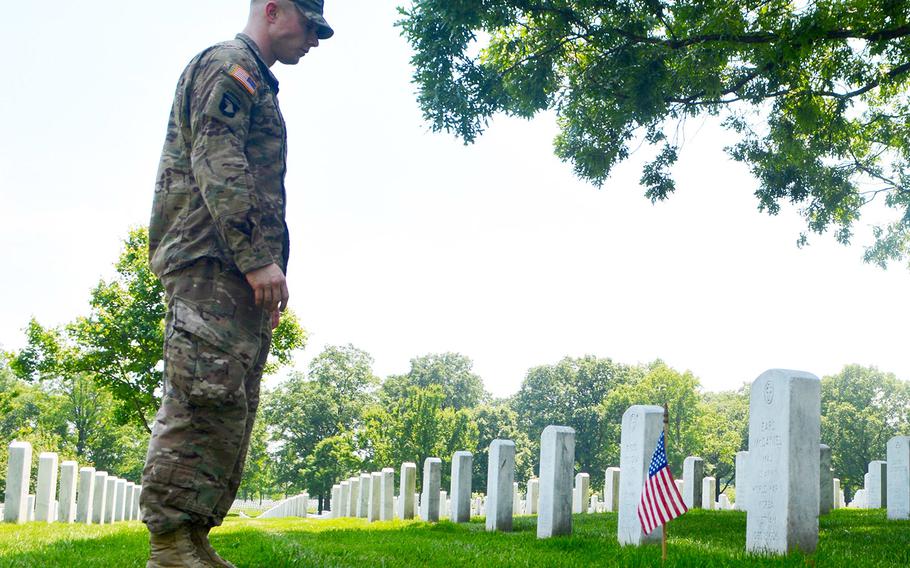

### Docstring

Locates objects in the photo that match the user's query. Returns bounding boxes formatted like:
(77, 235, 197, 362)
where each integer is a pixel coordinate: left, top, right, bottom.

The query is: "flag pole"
(662, 402, 669, 563)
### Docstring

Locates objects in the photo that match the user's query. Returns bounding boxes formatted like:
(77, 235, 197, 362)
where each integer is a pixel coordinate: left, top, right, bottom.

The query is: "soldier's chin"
(277, 53, 303, 65)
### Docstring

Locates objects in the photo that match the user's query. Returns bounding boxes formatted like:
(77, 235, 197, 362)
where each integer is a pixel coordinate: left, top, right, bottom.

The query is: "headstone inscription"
(486, 439, 515, 532)
(537, 426, 575, 539)
(683, 456, 704, 510)
(887, 436, 910, 520)
(617, 405, 663, 547)
(450, 451, 472, 523)
(745, 369, 820, 555)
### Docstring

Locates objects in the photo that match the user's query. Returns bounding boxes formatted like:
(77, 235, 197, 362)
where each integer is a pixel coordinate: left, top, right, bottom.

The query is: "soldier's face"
(270, 3, 320, 65)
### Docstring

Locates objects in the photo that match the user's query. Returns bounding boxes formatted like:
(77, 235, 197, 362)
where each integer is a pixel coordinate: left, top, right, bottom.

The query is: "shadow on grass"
(2, 511, 909, 567)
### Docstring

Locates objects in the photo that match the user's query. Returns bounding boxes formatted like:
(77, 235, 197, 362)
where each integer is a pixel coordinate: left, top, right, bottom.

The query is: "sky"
(1, 1, 908, 398)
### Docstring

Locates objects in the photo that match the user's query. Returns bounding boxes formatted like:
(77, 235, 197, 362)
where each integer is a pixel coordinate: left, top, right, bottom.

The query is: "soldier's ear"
(264, 1, 280, 23)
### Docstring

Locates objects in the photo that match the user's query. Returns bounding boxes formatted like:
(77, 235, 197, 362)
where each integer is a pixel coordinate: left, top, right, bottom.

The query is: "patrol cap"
(292, 0, 334, 40)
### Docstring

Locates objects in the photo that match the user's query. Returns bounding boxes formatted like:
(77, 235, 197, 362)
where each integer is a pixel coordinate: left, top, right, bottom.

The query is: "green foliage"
(821, 364, 910, 499)
(399, 1, 910, 267)
(380, 353, 488, 410)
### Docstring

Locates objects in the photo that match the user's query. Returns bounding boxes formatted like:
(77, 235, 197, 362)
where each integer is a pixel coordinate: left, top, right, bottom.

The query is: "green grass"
(0, 510, 907, 567)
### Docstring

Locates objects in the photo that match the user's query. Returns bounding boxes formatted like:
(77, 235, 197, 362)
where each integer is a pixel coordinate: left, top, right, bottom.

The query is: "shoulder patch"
(226, 64, 258, 95)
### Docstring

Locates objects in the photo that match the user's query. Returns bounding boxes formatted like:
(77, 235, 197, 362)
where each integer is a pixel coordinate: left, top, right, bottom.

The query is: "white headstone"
(735, 451, 750, 512)
(537, 426, 575, 539)
(440, 490, 448, 517)
(339, 480, 351, 518)
(819, 445, 833, 515)
(718, 494, 731, 510)
(604, 467, 620, 513)
(135, 486, 142, 521)
(702, 477, 716, 510)
(348, 477, 360, 517)
(3, 441, 33, 523)
(746, 369, 821, 555)
(368, 472, 382, 522)
(400, 463, 416, 520)
(572, 473, 590, 514)
(35, 452, 59, 523)
(331, 484, 342, 518)
(76, 467, 95, 524)
(887, 436, 910, 520)
(114, 478, 127, 522)
(832, 478, 841, 510)
(27, 495, 35, 521)
(420, 458, 442, 522)
(104, 477, 117, 523)
(867, 461, 887, 509)
(380, 468, 395, 521)
(526, 478, 539, 515)
(357, 473, 371, 518)
(511, 483, 521, 516)
(617, 405, 663, 547)
(450, 451, 472, 523)
(57, 461, 78, 523)
(485, 439, 515, 532)
(683, 456, 704, 509)
(91, 471, 108, 524)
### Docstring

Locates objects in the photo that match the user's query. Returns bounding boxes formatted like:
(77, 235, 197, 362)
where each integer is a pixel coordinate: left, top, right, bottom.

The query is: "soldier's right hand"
(244, 263, 289, 314)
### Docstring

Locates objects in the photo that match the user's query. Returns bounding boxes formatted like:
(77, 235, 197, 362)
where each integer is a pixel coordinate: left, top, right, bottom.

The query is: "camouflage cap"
(292, 0, 334, 40)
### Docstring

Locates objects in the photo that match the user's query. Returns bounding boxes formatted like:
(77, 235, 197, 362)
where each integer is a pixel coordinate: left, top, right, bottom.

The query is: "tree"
(381, 352, 487, 410)
(699, 386, 750, 494)
(399, 1, 910, 267)
(472, 402, 534, 489)
(821, 364, 910, 499)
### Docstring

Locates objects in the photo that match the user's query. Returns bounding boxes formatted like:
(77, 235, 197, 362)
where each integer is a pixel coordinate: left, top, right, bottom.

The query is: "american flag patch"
(227, 64, 257, 95)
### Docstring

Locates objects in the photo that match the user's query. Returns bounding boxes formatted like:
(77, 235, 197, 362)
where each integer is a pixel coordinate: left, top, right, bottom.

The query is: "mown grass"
(0, 509, 907, 567)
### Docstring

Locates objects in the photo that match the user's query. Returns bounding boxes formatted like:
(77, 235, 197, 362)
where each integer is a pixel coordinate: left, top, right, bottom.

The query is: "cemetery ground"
(0, 510, 907, 567)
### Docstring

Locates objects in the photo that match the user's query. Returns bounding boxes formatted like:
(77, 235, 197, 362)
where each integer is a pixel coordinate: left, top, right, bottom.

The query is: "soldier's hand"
(244, 263, 289, 314)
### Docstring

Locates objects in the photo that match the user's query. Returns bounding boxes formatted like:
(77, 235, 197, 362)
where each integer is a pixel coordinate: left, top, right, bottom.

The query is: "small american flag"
(228, 64, 258, 95)
(638, 431, 687, 535)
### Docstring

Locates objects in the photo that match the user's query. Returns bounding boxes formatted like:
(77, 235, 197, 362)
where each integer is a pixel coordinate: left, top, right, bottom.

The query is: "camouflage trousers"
(141, 258, 271, 534)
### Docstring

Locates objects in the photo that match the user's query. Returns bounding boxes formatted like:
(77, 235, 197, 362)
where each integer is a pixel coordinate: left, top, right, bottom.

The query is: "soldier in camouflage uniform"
(142, 2, 333, 566)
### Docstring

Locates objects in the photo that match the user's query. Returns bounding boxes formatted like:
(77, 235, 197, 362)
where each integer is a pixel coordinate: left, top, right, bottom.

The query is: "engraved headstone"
(400, 462, 416, 520)
(887, 436, 910, 520)
(114, 478, 127, 522)
(103, 477, 117, 524)
(357, 473, 371, 518)
(3, 441, 32, 523)
(486, 439, 515, 532)
(832, 478, 841, 510)
(683, 456, 704, 509)
(368, 472, 382, 522)
(349, 476, 361, 517)
(450, 451, 472, 523)
(746, 369, 820, 555)
(331, 484, 341, 518)
(617, 405, 663, 546)
(339, 480, 350, 518)
(537, 425, 575, 539)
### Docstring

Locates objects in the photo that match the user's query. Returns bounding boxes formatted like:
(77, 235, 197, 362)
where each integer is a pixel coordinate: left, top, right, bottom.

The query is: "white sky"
(1, 1, 908, 398)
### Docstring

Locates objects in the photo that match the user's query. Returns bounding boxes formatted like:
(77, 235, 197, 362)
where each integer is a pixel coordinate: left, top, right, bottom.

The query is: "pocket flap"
(171, 296, 261, 366)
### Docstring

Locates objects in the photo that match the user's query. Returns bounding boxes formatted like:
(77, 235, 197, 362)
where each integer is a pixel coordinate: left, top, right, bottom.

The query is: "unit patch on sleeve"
(219, 91, 242, 118)
(227, 64, 258, 95)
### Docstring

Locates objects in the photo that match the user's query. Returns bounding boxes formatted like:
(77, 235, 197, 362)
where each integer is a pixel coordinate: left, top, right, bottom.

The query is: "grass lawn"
(0, 509, 907, 567)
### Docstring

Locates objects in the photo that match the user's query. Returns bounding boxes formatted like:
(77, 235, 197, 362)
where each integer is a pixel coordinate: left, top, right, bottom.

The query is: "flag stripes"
(637, 431, 687, 535)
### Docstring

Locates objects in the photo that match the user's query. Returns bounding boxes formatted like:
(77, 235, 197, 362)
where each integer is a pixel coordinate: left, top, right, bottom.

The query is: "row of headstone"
(845, 442, 910, 520)
(2, 442, 141, 525)
(258, 493, 309, 519)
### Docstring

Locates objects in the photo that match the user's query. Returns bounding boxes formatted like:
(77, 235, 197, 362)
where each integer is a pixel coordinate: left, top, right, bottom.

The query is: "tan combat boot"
(147, 525, 217, 568)
(191, 525, 237, 568)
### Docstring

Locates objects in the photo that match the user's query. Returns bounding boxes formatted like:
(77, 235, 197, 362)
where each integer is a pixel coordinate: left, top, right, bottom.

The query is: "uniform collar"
(236, 33, 280, 94)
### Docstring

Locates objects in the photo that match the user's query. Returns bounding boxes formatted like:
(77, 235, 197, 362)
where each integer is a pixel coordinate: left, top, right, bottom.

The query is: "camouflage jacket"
(149, 34, 289, 277)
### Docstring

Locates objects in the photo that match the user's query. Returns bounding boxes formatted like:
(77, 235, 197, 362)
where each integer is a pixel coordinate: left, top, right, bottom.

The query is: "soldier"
(142, 1, 333, 566)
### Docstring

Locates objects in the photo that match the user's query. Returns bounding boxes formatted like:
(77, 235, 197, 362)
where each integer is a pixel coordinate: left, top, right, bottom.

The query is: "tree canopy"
(398, 0, 910, 266)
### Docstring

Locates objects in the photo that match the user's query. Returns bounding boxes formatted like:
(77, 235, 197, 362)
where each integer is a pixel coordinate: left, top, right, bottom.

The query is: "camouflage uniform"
(142, 33, 288, 535)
